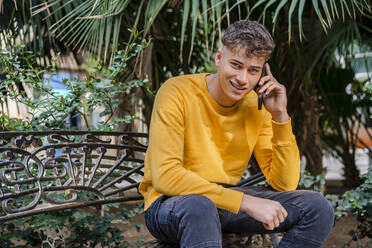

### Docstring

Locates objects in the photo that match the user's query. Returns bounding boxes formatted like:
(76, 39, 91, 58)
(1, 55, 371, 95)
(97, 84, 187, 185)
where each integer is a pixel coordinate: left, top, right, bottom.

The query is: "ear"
(215, 49, 222, 67)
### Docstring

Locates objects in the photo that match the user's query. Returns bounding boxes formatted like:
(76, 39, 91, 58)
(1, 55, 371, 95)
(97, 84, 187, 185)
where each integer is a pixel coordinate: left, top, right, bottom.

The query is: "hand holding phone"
(254, 63, 267, 110)
(253, 63, 289, 122)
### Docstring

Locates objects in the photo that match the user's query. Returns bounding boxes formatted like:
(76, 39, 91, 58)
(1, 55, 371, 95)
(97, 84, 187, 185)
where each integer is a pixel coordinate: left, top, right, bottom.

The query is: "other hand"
(239, 193, 288, 230)
(257, 63, 289, 123)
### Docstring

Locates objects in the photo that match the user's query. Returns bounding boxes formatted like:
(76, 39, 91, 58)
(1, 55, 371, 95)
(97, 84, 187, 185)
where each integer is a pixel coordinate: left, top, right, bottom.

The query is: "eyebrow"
(230, 59, 243, 65)
(230, 59, 261, 69)
(250, 65, 262, 69)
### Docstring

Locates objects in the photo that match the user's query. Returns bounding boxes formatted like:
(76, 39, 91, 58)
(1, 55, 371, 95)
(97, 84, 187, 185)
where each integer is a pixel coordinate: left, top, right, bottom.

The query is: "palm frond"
(143, 0, 168, 35)
(180, 0, 190, 61)
(188, 0, 200, 63)
(1, 0, 371, 63)
(256, 0, 372, 41)
(287, 0, 299, 42)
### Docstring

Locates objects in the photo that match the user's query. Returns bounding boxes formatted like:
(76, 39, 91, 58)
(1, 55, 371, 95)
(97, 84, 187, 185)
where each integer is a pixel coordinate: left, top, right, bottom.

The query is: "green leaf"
(312, 0, 328, 31)
(180, 0, 191, 61)
(272, 0, 289, 32)
(188, 0, 200, 63)
(144, 0, 168, 34)
(248, 0, 269, 19)
(320, 0, 332, 27)
(261, 0, 277, 25)
(288, 0, 299, 42)
(298, 0, 306, 41)
(201, 0, 209, 51)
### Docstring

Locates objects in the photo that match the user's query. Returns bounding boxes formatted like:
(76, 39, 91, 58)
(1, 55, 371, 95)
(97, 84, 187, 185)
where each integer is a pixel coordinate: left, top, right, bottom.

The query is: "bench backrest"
(0, 131, 148, 221)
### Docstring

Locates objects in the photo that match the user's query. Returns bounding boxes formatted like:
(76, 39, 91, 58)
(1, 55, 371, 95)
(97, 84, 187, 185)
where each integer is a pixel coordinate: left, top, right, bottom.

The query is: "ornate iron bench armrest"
(0, 131, 148, 222)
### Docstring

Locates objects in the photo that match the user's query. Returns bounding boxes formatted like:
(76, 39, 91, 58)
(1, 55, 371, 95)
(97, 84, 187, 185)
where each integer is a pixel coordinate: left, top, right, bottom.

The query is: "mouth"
(230, 80, 246, 91)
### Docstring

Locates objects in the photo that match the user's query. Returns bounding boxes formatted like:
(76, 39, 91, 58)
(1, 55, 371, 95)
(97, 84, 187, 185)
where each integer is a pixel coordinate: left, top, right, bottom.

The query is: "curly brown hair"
(222, 20, 275, 60)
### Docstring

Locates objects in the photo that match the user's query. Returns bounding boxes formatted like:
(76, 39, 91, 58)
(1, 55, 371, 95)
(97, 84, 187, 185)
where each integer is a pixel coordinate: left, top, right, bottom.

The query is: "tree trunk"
(301, 90, 323, 176)
(342, 149, 362, 189)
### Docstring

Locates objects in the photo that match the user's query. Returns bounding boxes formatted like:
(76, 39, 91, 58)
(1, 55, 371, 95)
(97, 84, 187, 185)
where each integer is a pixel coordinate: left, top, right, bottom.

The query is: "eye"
(249, 68, 259, 73)
(231, 62, 241, 69)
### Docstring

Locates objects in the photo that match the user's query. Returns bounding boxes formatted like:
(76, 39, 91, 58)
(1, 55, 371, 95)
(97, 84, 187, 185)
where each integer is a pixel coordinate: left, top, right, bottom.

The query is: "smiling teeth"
(231, 82, 245, 90)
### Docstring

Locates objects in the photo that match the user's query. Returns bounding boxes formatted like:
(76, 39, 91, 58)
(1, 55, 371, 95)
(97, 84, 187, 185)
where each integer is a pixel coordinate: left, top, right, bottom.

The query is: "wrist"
(240, 194, 256, 213)
(271, 111, 289, 123)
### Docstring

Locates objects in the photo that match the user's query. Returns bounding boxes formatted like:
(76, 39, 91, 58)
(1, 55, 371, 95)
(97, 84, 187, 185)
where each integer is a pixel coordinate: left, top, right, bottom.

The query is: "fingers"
(263, 204, 288, 231)
(260, 82, 275, 96)
(258, 74, 278, 87)
(265, 63, 272, 76)
(277, 205, 287, 225)
(263, 218, 278, 230)
(281, 205, 288, 219)
(259, 80, 286, 97)
(265, 215, 281, 230)
(275, 204, 287, 226)
(278, 209, 286, 223)
(259, 81, 277, 95)
(258, 75, 272, 86)
(263, 223, 274, 230)
(258, 63, 273, 87)
(273, 215, 280, 228)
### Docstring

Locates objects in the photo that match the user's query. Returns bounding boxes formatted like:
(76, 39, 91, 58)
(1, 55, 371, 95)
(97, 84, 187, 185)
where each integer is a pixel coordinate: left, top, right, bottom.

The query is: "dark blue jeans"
(144, 186, 334, 248)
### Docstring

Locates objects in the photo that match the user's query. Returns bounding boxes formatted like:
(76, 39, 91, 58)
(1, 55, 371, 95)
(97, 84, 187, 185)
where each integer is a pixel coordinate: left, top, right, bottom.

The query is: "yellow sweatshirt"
(139, 73, 300, 214)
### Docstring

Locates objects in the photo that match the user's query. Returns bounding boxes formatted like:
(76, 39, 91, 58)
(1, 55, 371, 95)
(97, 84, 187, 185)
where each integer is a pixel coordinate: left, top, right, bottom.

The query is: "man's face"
(214, 47, 265, 106)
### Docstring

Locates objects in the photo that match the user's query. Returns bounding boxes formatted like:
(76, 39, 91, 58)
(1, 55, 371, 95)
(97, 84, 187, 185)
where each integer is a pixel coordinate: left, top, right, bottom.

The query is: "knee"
(177, 194, 218, 221)
(309, 192, 334, 217)
(301, 191, 335, 227)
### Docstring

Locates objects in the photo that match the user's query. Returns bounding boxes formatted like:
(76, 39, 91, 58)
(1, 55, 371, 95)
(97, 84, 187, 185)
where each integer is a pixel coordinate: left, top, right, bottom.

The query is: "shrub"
(0, 30, 150, 247)
(0, 29, 152, 131)
(299, 169, 371, 246)
(0, 204, 144, 248)
(326, 168, 372, 246)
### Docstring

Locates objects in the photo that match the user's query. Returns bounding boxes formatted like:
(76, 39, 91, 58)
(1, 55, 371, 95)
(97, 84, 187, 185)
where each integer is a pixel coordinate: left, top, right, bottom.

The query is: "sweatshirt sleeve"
(147, 81, 243, 213)
(253, 110, 300, 191)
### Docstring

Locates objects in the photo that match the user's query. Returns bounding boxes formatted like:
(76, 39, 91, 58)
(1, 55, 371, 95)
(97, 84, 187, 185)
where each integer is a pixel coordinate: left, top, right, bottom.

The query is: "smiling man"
(139, 20, 334, 248)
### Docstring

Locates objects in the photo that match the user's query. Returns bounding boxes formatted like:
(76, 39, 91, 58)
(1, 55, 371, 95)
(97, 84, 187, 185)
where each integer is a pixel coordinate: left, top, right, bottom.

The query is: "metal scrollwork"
(13, 135, 25, 148)
(120, 134, 147, 148)
(41, 188, 79, 204)
(32, 136, 43, 147)
(0, 138, 8, 146)
(83, 134, 112, 143)
(2, 185, 42, 214)
(0, 150, 44, 214)
(11, 135, 43, 149)
(0, 131, 147, 221)
(120, 134, 130, 145)
(3, 151, 14, 160)
(47, 134, 74, 144)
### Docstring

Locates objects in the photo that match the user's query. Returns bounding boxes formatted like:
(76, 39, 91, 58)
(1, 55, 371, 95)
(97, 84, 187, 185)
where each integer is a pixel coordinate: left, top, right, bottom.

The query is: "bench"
(0, 130, 274, 247)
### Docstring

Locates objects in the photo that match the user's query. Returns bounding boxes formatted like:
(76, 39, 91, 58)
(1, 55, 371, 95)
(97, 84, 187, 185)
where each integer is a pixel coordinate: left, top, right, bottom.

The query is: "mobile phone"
(254, 63, 267, 110)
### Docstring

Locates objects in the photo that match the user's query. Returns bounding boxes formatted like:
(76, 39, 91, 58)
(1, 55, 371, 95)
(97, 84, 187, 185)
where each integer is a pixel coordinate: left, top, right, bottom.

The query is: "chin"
(226, 94, 244, 104)
(231, 90, 249, 99)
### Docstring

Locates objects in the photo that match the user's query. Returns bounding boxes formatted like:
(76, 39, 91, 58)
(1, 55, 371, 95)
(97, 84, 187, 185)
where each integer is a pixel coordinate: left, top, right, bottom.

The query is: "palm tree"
(1, 0, 371, 184)
(255, 2, 371, 185)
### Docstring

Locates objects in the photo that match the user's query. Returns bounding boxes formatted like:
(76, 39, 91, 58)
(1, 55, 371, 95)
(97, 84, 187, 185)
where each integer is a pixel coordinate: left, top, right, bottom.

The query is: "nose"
(236, 70, 249, 85)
